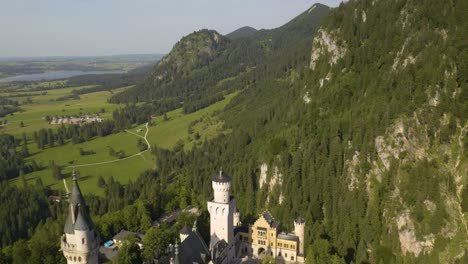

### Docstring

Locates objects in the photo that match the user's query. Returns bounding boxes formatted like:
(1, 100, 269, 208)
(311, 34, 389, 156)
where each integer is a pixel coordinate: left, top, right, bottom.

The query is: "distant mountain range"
(0, 54, 165, 62)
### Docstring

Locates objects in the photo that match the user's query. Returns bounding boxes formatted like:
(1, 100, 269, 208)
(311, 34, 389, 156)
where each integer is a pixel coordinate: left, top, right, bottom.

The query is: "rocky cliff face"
(302, 0, 467, 262)
(152, 29, 229, 81)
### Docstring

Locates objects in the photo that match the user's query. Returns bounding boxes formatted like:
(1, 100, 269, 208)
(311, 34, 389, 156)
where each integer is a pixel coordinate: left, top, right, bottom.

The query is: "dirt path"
(67, 123, 151, 168)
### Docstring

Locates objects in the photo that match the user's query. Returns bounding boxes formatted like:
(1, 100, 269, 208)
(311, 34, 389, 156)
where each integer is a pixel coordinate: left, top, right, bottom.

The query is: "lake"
(0, 70, 126, 82)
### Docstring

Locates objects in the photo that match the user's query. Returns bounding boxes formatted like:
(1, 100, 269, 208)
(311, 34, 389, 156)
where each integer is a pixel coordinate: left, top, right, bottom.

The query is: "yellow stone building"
(205, 171, 306, 263)
(242, 211, 305, 263)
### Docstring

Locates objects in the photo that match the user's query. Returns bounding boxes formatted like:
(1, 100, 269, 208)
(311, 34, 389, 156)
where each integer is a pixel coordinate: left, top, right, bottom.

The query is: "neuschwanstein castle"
(61, 170, 306, 263)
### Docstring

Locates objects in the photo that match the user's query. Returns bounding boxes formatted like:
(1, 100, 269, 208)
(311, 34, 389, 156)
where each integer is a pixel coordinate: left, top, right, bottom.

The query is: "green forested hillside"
(152, 0, 468, 263)
(1, 1, 467, 263)
(109, 4, 331, 114)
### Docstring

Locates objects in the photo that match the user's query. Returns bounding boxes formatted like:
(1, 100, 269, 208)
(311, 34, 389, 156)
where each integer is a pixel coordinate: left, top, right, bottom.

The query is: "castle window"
(291, 256, 294, 261)
(285, 253, 288, 258)
(82, 238, 85, 244)
(78, 256, 82, 262)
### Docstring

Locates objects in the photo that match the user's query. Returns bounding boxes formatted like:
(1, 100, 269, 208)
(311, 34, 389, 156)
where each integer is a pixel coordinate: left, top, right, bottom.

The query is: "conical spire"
(64, 168, 95, 233)
(173, 240, 180, 264)
(72, 167, 77, 181)
(70, 168, 84, 206)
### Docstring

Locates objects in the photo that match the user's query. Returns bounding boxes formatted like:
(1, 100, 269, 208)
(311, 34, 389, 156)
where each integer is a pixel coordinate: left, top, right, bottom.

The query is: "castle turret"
(212, 170, 231, 203)
(207, 170, 236, 261)
(61, 169, 100, 264)
(233, 210, 240, 227)
(294, 217, 305, 255)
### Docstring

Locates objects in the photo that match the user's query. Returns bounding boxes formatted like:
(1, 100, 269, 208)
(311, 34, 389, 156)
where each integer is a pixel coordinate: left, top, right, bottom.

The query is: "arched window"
(78, 256, 82, 262)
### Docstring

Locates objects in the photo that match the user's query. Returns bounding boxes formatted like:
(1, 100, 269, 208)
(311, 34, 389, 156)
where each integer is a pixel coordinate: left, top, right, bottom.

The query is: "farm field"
(0, 85, 131, 135)
(8, 92, 237, 196)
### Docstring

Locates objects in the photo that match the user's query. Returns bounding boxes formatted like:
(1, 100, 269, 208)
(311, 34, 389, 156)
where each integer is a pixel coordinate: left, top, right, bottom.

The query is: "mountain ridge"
(225, 26, 257, 40)
(108, 3, 331, 114)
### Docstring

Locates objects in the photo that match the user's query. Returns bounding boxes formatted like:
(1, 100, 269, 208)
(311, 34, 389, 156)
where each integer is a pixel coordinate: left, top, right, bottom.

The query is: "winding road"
(67, 122, 151, 168)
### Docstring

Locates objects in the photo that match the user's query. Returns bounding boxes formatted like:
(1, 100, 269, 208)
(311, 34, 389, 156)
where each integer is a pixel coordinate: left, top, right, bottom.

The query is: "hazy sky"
(0, 0, 343, 57)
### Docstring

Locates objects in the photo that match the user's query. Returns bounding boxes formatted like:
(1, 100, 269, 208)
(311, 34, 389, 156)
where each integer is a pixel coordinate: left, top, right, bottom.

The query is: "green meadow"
(7, 89, 236, 196)
(0, 85, 131, 135)
(146, 92, 236, 149)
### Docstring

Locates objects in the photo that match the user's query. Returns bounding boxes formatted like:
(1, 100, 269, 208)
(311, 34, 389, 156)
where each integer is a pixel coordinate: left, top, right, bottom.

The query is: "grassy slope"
(146, 92, 236, 149)
(9, 92, 237, 196)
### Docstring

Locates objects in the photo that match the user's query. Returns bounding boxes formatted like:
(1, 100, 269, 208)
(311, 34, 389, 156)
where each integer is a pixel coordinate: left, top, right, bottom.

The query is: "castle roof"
(64, 210, 75, 234)
(295, 216, 305, 224)
(179, 225, 192, 235)
(211, 239, 228, 264)
(211, 170, 231, 183)
(234, 225, 249, 236)
(173, 242, 181, 264)
(262, 210, 279, 228)
(64, 169, 95, 234)
(70, 170, 84, 206)
(157, 229, 210, 264)
(277, 232, 299, 242)
(74, 206, 93, 231)
(113, 229, 145, 242)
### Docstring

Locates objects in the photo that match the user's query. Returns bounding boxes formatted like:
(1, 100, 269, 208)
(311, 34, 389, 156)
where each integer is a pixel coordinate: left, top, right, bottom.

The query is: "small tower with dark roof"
(212, 170, 232, 203)
(294, 216, 305, 256)
(207, 170, 236, 262)
(61, 169, 100, 264)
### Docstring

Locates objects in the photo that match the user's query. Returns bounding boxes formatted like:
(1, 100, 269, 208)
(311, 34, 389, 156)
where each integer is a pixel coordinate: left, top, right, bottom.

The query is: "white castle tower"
(61, 169, 100, 264)
(233, 210, 240, 227)
(294, 217, 305, 256)
(207, 170, 236, 262)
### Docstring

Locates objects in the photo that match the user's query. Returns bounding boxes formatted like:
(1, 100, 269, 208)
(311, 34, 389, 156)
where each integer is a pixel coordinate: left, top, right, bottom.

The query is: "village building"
(112, 229, 145, 249)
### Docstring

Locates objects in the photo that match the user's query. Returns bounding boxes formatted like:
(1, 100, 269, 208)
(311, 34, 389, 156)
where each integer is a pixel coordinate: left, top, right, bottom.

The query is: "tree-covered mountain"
(149, 0, 468, 263)
(225, 26, 257, 40)
(1, 1, 467, 263)
(108, 4, 331, 114)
